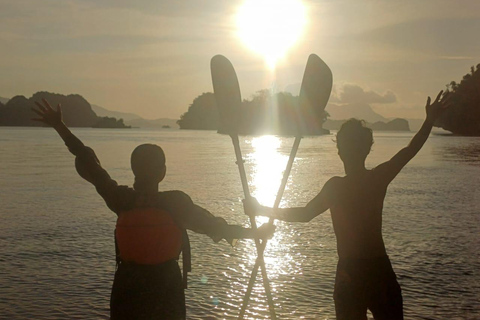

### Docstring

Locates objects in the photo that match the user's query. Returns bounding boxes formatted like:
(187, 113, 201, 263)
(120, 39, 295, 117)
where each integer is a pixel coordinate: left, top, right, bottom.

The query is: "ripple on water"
(1, 129, 479, 319)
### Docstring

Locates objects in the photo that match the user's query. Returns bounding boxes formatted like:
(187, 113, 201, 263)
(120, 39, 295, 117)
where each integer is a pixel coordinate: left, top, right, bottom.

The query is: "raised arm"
(32, 99, 79, 146)
(374, 91, 452, 186)
(32, 99, 134, 213)
(245, 177, 337, 223)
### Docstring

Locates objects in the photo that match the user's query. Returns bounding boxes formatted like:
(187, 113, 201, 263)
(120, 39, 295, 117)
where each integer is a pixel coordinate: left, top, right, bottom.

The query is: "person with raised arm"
(32, 99, 274, 320)
(244, 91, 452, 320)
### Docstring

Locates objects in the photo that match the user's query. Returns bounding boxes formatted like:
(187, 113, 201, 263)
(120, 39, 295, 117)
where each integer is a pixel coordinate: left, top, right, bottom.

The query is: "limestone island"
(0, 92, 130, 129)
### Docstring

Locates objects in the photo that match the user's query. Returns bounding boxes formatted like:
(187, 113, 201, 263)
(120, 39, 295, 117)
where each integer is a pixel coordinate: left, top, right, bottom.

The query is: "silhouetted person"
(32, 99, 274, 320)
(245, 91, 452, 320)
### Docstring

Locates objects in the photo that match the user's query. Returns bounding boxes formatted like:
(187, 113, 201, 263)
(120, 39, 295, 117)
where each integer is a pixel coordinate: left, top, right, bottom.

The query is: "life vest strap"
(182, 230, 191, 289)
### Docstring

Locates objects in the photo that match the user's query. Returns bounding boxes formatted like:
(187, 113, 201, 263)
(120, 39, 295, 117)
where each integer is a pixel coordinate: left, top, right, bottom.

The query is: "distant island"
(0, 92, 130, 128)
(435, 64, 480, 136)
(177, 91, 412, 134)
(324, 118, 410, 131)
(178, 91, 330, 135)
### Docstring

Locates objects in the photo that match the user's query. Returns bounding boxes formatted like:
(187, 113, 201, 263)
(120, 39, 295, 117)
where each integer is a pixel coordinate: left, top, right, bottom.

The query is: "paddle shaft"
(230, 134, 277, 320)
(238, 136, 302, 319)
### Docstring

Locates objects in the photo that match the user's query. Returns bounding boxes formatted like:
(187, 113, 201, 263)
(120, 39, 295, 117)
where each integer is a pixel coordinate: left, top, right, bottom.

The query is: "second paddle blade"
(211, 55, 242, 135)
(296, 54, 333, 135)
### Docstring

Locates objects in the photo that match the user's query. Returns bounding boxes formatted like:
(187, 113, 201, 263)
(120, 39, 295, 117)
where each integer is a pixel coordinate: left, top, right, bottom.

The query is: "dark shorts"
(110, 260, 186, 320)
(334, 256, 403, 320)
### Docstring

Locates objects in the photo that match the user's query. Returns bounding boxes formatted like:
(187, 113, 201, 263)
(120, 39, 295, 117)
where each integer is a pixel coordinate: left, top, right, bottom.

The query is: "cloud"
(325, 84, 398, 122)
(337, 84, 397, 104)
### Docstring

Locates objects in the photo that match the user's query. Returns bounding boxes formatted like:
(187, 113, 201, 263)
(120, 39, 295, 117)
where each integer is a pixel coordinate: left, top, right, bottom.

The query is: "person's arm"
(373, 91, 452, 186)
(32, 99, 134, 213)
(170, 192, 274, 243)
(244, 177, 338, 223)
(187, 204, 274, 242)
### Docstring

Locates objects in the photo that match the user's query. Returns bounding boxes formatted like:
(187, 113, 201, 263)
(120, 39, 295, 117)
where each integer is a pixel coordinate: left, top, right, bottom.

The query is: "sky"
(1, 0, 479, 120)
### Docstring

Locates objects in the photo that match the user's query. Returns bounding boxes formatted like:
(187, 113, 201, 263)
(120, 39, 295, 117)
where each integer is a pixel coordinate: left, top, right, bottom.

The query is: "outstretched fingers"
(31, 107, 45, 117)
(441, 91, 453, 104)
(34, 101, 47, 113)
(31, 107, 46, 123)
(42, 98, 54, 111)
(434, 90, 444, 104)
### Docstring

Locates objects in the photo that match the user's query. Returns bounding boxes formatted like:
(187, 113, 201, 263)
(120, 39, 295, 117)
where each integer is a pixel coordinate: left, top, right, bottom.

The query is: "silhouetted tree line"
(435, 64, 480, 136)
(177, 93, 219, 130)
(177, 90, 329, 135)
(0, 92, 130, 128)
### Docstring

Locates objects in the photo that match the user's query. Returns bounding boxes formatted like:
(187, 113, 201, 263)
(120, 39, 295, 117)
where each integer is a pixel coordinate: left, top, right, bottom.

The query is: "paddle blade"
(297, 54, 333, 135)
(211, 55, 242, 135)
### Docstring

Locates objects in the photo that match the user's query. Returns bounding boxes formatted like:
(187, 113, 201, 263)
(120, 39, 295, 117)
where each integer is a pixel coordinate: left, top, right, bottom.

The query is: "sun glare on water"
(236, 0, 307, 69)
(249, 136, 287, 212)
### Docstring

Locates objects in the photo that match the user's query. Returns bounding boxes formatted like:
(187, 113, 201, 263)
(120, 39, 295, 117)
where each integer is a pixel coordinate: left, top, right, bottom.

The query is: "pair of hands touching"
(243, 198, 276, 239)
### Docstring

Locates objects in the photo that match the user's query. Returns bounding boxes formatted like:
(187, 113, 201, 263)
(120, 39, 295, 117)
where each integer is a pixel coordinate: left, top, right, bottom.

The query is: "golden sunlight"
(249, 136, 287, 211)
(236, 0, 307, 69)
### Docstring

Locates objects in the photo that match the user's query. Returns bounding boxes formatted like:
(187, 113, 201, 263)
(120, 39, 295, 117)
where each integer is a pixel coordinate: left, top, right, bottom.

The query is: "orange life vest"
(115, 207, 182, 265)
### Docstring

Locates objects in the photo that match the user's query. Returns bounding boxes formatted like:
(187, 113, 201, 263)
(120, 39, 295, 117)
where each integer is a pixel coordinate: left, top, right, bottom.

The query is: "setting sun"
(236, 0, 307, 69)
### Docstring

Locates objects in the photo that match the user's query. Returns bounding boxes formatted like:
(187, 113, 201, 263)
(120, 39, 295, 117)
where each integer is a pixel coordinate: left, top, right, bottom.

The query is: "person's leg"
(334, 265, 368, 320)
(110, 265, 136, 320)
(367, 259, 404, 320)
(334, 295, 368, 320)
(152, 261, 186, 319)
(110, 262, 186, 320)
(368, 277, 403, 320)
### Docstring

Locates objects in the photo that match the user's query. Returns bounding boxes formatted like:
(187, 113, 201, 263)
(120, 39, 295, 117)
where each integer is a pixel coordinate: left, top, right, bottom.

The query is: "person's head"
(131, 144, 166, 191)
(336, 119, 373, 164)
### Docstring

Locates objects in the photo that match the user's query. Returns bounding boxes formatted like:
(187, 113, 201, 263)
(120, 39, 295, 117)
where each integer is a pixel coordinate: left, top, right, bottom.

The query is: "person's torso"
(329, 169, 388, 259)
(115, 191, 188, 265)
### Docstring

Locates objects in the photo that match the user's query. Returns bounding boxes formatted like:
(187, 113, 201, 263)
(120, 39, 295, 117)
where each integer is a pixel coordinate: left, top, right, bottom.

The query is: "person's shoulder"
(158, 190, 194, 204)
(326, 176, 343, 187)
(322, 176, 343, 195)
(328, 176, 344, 182)
(369, 166, 386, 181)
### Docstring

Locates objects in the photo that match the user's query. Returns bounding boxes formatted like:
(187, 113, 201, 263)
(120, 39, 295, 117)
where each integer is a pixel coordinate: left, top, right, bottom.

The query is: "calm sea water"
(0, 127, 479, 320)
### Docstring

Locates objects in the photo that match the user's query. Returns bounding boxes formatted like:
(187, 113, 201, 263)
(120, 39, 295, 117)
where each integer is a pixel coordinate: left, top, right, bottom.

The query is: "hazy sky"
(1, 0, 479, 119)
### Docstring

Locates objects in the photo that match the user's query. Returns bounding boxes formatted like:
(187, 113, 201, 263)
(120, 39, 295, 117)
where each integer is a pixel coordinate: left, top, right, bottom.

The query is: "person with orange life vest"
(32, 99, 275, 320)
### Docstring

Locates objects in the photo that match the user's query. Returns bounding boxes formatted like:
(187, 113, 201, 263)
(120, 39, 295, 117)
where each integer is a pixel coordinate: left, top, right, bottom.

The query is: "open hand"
(243, 197, 261, 217)
(256, 223, 276, 240)
(32, 99, 63, 127)
(426, 90, 453, 123)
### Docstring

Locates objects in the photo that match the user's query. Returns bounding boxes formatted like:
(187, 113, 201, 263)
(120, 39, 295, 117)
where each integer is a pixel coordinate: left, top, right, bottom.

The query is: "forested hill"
(0, 92, 130, 128)
(177, 91, 330, 135)
(435, 64, 480, 136)
(177, 90, 413, 134)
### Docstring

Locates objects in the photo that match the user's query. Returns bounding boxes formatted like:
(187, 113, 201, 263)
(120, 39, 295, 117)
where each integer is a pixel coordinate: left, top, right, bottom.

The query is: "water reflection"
(248, 136, 288, 208)
(434, 139, 480, 166)
(247, 135, 289, 279)
(239, 136, 308, 317)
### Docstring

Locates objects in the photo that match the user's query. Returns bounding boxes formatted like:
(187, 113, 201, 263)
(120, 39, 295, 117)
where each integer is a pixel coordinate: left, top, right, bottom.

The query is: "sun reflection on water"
(227, 135, 309, 317)
(249, 135, 287, 209)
